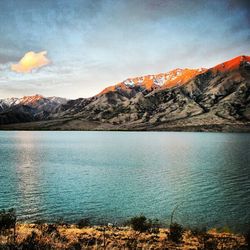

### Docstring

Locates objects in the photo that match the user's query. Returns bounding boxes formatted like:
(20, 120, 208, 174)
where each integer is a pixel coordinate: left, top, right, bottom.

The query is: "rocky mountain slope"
(0, 55, 249, 131)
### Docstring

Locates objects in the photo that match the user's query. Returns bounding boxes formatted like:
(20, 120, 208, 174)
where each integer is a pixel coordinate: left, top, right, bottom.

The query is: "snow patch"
(124, 79, 135, 86)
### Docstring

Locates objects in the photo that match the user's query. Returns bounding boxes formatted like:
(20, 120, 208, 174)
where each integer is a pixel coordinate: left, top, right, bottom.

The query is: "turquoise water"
(0, 131, 249, 231)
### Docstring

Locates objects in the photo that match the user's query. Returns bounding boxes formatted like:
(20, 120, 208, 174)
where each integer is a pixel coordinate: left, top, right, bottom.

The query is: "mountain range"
(0, 55, 250, 131)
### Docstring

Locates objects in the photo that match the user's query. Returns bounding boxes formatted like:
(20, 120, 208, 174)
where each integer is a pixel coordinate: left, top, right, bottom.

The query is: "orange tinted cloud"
(11, 51, 50, 73)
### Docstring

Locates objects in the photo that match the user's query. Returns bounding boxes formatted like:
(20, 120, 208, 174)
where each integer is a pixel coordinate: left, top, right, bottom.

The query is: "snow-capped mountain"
(0, 55, 250, 131)
(0, 94, 67, 112)
(0, 97, 19, 111)
(0, 95, 68, 124)
(99, 68, 207, 96)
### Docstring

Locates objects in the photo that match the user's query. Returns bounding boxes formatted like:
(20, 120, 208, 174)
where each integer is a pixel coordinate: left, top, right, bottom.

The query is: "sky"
(0, 0, 249, 99)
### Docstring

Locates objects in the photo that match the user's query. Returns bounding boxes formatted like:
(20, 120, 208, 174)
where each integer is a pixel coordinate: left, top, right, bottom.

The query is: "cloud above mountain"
(11, 51, 50, 73)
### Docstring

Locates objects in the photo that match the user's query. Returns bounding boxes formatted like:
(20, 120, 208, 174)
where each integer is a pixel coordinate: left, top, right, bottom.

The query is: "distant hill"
(0, 95, 67, 124)
(0, 55, 250, 132)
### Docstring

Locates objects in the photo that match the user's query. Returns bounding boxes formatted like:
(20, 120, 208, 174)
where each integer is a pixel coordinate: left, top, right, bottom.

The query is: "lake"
(0, 131, 249, 232)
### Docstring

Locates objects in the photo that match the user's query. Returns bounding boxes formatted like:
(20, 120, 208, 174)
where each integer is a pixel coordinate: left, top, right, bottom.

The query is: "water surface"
(0, 131, 249, 231)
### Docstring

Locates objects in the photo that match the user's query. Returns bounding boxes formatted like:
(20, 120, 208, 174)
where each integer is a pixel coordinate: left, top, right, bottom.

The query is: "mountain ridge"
(0, 55, 250, 131)
(98, 68, 207, 96)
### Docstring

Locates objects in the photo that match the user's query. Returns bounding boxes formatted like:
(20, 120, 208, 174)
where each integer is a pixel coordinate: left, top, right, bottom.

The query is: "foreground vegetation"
(0, 209, 249, 249)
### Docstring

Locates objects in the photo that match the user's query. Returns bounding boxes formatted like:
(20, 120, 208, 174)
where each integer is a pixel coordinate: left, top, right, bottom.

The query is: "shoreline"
(0, 223, 248, 250)
(0, 118, 250, 133)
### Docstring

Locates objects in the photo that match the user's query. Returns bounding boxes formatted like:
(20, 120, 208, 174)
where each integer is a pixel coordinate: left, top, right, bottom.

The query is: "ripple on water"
(0, 131, 249, 231)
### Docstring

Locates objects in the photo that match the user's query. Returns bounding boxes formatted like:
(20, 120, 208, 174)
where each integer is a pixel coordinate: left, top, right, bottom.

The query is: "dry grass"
(0, 224, 248, 250)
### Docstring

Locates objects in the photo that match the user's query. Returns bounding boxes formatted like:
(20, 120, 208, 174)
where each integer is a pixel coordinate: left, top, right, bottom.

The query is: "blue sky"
(0, 0, 249, 98)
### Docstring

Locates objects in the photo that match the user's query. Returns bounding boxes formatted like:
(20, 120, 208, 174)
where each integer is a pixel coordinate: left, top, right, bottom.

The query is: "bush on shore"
(76, 218, 91, 228)
(245, 229, 250, 249)
(126, 215, 152, 232)
(0, 209, 16, 232)
(169, 222, 184, 243)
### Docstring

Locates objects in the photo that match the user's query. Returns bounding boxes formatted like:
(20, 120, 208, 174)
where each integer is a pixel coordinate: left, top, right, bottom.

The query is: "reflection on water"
(14, 131, 43, 220)
(0, 131, 249, 232)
